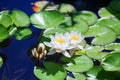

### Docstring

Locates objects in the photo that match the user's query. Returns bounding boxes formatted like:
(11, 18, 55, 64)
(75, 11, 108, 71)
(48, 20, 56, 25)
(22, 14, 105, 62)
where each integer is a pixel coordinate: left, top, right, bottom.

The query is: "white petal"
(62, 51, 71, 58)
(44, 42, 51, 47)
(78, 45, 83, 50)
(47, 49, 56, 55)
(38, 43, 45, 50)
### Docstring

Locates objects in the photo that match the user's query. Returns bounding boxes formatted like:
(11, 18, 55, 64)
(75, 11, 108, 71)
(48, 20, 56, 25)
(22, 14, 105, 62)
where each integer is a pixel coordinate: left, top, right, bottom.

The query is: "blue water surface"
(0, 0, 111, 80)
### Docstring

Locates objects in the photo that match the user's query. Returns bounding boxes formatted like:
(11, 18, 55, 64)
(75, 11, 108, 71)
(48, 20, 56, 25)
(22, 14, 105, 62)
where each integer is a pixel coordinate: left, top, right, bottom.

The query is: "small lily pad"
(30, 11, 64, 29)
(58, 3, 76, 13)
(43, 27, 66, 37)
(74, 11, 98, 26)
(96, 17, 120, 36)
(102, 53, 120, 71)
(0, 24, 9, 41)
(98, 7, 120, 18)
(86, 46, 108, 59)
(85, 25, 116, 45)
(11, 9, 30, 27)
(0, 14, 12, 28)
(64, 55, 93, 72)
(34, 62, 66, 80)
(14, 28, 32, 40)
(0, 57, 3, 68)
(105, 43, 120, 52)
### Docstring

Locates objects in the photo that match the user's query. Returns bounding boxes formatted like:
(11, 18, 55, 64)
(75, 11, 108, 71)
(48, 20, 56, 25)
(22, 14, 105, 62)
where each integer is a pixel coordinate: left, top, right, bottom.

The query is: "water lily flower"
(44, 31, 84, 57)
(31, 43, 47, 60)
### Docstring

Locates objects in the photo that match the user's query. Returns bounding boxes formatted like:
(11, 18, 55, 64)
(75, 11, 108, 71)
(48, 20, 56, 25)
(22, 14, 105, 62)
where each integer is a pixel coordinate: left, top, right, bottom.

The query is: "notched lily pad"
(30, 11, 64, 29)
(14, 28, 32, 40)
(0, 24, 9, 41)
(64, 55, 93, 72)
(34, 62, 66, 80)
(11, 9, 30, 27)
(86, 46, 109, 59)
(74, 11, 98, 26)
(85, 25, 116, 45)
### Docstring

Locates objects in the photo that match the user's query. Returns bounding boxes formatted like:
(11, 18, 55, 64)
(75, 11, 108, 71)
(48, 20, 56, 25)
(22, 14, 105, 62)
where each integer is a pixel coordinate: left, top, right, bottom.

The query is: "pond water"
(0, 0, 111, 80)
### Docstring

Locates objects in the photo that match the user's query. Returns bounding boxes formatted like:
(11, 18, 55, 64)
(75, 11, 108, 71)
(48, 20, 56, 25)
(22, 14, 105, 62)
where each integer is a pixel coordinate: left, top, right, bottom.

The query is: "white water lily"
(31, 43, 47, 60)
(44, 31, 84, 57)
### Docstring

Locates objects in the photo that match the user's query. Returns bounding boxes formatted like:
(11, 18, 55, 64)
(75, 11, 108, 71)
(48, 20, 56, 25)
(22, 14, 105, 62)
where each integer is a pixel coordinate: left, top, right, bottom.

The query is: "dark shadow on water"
(0, 38, 10, 48)
(0, 52, 7, 62)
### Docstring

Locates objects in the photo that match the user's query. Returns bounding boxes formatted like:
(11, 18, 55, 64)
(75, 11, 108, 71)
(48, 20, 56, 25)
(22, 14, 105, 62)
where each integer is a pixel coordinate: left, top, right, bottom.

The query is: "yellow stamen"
(56, 39, 65, 44)
(72, 35, 79, 41)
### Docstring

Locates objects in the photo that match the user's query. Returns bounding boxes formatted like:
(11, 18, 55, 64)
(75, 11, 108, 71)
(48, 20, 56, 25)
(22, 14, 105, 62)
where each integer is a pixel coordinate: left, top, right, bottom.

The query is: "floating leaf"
(0, 24, 9, 41)
(98, 7, 120, 18)
(0, 14, 12, 28)
(11, 10, 30, 27)
(14, 28, 32, 40)
(74, 11, 98, 25)
(64, 55, 93, 72)
(86, 46, 108, 59)
(86, 66, 102, 80)
(43, 27, 67, 37)
(105, 43, 120, 52)
(96, 17, 120, 36)
(34, 62, 66, 80)
(0, 57, 3, 68)
(58, 3, 76, 13)
(30, 11, 64, 29)
(102, 53, 120, 71)
(73, 73, 86, 80)
(85, 25, 116, 45)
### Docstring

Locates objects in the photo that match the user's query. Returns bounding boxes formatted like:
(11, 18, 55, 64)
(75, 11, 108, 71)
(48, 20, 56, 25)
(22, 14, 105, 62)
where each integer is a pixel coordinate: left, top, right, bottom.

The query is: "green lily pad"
(64, 55, 93, 72)
(98, 7, 120, 18)
(74, 11, 98, 26)
(0, 57, 3, 68)
(0, 24, 9, 41)
(58, 3, 76, 13)
(105, 43, 120, 52)
(43, 27, 67, 38)
(64, 18, 88, 34)
(96, 17, 120, 36)
(85, 25, 116, 45)
(14, 28, 32, 40)
(34, 62, 66, 80)
(0, 14, 12, 28)
(30, 11, 64, 29)
(87, 66, 102, 79)
(0, 10, 10, 15)
(109, 0, 120, 13)
(102, 53, 120, 71)
(11, 9, 30, 27)
(86, 46, 108, 59)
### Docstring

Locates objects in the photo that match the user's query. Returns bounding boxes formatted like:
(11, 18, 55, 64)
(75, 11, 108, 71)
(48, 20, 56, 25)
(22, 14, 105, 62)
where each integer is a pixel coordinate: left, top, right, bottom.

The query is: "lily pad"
(96, 17, 120, 36)
(0, 14, 12, 28)
(14, 28, 32, 40)
(58, 3, 76, 13)
(11, 9, 30, 27)
(34, 62, 66, 80)
(105, 43, 120, 52)
(98, 7, 120, 18)
(0, 57, 3, 68)
(102, 53, 120, 71)
(85, 25, 116, 45)
(30, 11, 64, 29)
(74, 11, 98, 26)
(86, 46, 108, 59)
(64, 55, 93, 72)
(43, 27, 67, 38)
(0, 24, 9, 41)
(86, 66, 102, 79)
